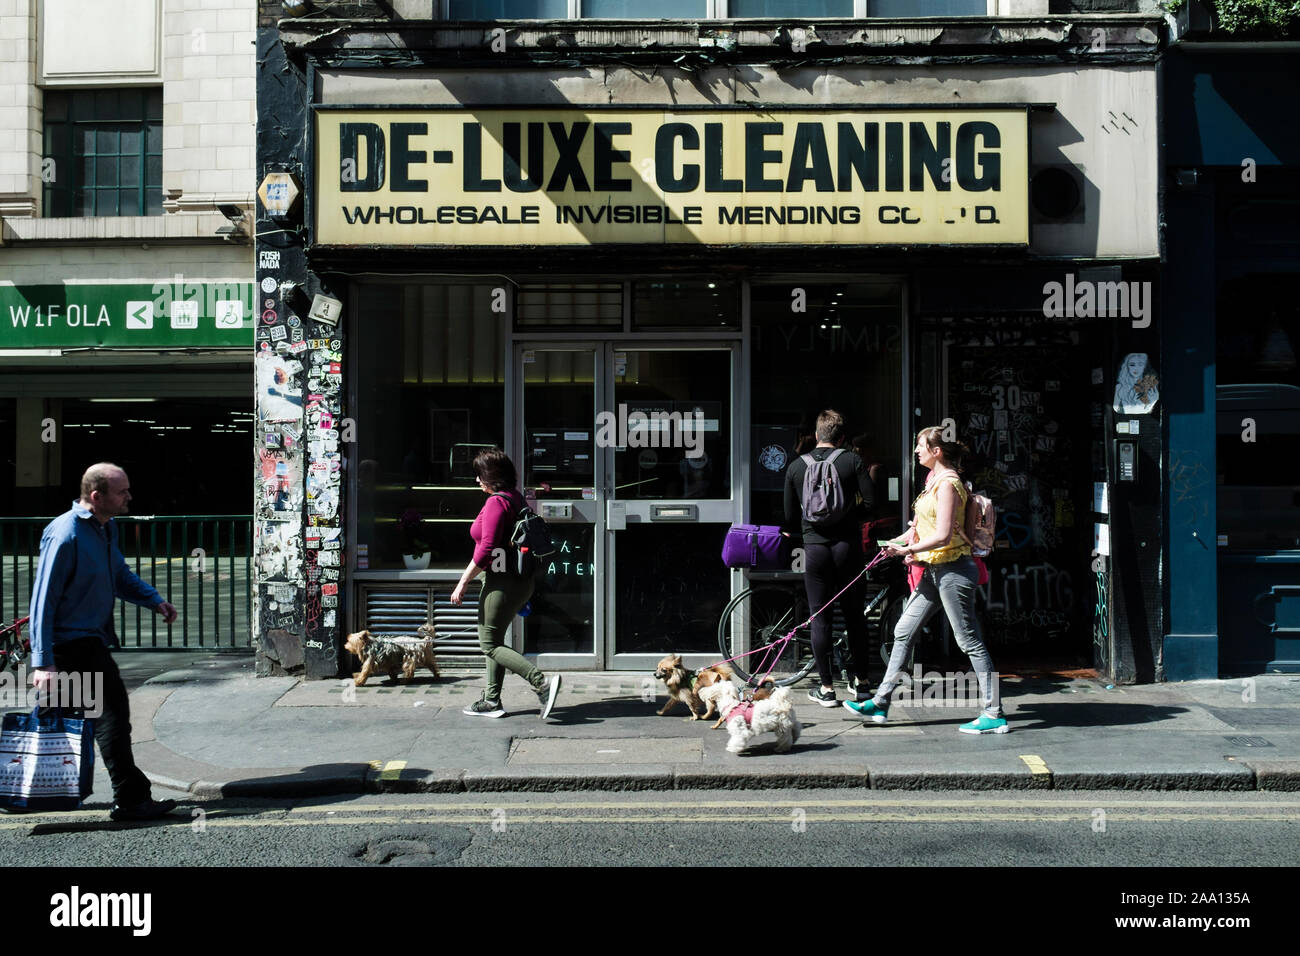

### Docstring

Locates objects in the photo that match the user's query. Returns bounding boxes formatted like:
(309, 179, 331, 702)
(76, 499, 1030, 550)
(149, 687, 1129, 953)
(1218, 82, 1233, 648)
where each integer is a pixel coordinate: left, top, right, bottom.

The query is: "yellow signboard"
(314, 108, 1028, 246)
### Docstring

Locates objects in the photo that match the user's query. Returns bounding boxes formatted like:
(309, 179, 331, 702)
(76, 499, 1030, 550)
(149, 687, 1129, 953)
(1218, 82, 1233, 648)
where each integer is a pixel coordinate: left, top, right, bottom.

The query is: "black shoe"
(807, 686, 838, 707)
(109, 798, 177, 822)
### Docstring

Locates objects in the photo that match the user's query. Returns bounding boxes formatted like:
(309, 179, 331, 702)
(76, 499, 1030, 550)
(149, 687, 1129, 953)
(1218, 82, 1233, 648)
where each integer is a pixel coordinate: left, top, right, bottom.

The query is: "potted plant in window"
(398, 508, 431, 570)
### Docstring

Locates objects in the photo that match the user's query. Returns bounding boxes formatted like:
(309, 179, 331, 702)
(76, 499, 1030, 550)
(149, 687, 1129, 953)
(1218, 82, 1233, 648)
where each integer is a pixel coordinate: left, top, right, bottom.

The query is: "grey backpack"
(800, 448, 851, 526)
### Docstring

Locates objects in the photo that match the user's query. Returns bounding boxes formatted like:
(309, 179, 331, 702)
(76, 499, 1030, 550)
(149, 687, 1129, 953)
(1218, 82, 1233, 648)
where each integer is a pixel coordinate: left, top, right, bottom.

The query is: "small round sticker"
(264, 298, 276, 310)
(261, 309, 277, 324)
(261, 277, 277, 294)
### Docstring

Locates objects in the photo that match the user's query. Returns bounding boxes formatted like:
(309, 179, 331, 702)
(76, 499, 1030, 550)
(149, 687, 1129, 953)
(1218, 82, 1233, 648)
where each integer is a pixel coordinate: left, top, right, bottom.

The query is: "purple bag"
(722, 524, 790, 570)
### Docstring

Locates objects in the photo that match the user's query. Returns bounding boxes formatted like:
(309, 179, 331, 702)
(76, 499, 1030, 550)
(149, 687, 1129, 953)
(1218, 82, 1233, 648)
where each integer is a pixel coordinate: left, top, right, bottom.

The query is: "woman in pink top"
(451, 448, 562, 719)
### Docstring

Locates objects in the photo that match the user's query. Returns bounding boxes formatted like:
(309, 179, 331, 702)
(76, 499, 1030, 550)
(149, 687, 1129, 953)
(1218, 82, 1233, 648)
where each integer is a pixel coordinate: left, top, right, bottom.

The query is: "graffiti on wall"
(941, 319, 1095, 649)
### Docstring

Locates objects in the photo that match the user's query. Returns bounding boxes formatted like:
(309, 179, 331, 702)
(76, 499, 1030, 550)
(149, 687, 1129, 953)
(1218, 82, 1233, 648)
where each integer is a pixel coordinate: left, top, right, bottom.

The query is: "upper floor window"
(445, 1, 989, 17)
(42, 88, 163, 218)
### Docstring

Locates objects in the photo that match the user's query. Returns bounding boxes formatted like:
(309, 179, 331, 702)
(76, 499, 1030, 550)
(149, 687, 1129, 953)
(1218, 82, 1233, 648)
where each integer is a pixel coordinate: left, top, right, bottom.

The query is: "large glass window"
(613, 349, 731, 500)
(869, 0, 987, 15)
(450, 0, 567, 16)
(446, 0, 991, 18)
(748, 280, 903, 529)
(42, 89, 163, 218)
(355, 283, 506, 570)
(632, 278, 738, 330)
(730, 0, 852, 14)
(583, 0, 706, 15)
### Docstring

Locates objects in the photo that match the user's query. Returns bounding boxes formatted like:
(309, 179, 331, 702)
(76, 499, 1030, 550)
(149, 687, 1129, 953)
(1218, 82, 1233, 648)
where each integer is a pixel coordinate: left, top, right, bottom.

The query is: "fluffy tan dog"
(344, 628, 441, 686)
(653, 654, 733, 720)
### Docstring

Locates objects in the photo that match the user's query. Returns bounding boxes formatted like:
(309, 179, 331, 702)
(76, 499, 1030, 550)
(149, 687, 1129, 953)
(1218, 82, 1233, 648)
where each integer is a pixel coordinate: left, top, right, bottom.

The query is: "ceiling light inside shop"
(87, 398, 157, 403)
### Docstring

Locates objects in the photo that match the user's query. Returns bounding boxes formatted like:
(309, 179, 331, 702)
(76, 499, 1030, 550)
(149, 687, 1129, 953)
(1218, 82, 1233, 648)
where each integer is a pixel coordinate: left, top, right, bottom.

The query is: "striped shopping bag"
(0, 707, 95, 811)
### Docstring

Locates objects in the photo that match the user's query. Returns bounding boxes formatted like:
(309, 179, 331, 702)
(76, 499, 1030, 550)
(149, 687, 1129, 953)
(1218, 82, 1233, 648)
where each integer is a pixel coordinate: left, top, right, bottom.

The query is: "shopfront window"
(355, 282, 506, 570)
(748, 280, 904, 529)
(632, 278, 739, 330)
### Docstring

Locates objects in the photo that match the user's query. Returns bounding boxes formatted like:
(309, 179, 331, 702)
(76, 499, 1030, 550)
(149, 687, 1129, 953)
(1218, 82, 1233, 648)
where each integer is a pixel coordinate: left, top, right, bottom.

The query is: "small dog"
(698, 672, 774, 730)
(697, 678, 802, 754)
(653, 654, 733, 720)
(344, 626, 441, 686)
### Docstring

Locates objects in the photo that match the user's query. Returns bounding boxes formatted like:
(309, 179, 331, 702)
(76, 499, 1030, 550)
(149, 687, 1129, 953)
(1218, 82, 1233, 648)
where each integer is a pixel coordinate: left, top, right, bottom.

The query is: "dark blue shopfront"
(1162, 46, 1300, 679)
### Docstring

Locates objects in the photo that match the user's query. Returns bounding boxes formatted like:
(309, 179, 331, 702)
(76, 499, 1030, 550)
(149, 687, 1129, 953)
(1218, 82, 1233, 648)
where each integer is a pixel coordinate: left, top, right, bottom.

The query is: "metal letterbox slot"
(651, 504, 697, 521)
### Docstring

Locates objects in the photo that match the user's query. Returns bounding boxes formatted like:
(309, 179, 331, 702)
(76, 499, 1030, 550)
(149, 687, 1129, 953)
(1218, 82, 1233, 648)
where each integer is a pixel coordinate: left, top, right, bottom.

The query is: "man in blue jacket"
(29, 463, 179, 821)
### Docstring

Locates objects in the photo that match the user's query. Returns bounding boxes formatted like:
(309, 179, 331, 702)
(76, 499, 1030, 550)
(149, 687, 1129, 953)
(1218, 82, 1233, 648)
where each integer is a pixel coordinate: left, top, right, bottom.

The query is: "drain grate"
(1224, 735, 1274, 748)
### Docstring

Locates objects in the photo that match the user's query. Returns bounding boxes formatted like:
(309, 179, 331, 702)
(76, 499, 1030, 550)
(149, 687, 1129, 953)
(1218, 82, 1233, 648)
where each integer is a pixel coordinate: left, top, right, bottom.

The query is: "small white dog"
(697, 679, 802, 754)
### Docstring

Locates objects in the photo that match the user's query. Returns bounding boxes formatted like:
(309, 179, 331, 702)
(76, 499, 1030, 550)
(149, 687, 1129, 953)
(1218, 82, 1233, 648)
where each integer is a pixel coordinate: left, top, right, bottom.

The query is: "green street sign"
(0, 281, 255, 349)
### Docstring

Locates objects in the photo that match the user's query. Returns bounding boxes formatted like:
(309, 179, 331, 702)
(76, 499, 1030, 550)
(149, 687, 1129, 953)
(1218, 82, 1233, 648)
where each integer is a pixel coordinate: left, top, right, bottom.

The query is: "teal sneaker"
(842, 698, 889, 724)
(958, 714, 1009, 735)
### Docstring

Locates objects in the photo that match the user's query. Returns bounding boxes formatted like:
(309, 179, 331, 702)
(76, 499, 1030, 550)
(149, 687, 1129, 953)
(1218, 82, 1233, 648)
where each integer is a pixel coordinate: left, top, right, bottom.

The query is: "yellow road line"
(378, 760, 407, 781)
(1019, 754, 1051, 775)
(7, 810, 1298, 830)
(10, 795, 1300, 826)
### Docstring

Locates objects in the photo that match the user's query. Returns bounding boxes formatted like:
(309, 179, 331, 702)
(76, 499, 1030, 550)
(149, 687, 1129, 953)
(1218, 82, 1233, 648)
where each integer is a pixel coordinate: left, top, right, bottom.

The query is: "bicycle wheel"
(717, 585, 816, 687)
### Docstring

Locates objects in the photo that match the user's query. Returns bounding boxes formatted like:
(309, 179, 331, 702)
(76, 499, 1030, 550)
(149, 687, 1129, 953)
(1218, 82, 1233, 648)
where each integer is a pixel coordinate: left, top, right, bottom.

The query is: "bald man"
(28, 463, 179, 821)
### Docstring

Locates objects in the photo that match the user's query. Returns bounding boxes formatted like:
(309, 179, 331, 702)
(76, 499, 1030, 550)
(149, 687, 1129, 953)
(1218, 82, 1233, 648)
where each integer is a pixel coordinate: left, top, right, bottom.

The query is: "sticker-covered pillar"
(253, 13, 342, 679)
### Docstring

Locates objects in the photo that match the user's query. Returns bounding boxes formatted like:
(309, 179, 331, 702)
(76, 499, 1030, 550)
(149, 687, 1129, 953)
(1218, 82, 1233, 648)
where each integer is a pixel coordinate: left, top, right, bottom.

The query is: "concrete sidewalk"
(111, 653, 1300, 796)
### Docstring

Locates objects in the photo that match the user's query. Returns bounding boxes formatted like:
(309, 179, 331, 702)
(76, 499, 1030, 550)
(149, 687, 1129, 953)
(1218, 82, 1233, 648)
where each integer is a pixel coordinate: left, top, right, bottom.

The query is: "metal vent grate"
(516, 283, 622, 328)
(361, 586, 482, 659)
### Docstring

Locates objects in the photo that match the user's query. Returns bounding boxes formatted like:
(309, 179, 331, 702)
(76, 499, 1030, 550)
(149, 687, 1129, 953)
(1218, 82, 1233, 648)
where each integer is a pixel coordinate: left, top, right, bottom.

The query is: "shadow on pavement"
(1005, 702, 1191, 729)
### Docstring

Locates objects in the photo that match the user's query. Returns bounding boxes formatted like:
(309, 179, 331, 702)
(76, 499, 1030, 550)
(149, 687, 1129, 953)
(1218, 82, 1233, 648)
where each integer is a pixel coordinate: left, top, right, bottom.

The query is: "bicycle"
(716, 554, 911, 688)
(1, 617, 31, 674)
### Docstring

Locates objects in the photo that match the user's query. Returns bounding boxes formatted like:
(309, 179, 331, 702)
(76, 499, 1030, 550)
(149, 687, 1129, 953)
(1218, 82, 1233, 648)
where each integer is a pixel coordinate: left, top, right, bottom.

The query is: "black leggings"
(803, 540, 869, 688)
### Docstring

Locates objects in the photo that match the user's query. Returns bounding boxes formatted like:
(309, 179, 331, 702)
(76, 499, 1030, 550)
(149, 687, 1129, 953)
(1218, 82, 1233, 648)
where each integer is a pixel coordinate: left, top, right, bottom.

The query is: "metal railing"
(0, 515, 253, 650)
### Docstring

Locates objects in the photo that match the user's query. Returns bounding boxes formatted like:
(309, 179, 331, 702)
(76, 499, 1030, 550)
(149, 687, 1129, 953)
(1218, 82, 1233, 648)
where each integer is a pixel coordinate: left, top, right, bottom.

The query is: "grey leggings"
(874, 556, 1002, 718)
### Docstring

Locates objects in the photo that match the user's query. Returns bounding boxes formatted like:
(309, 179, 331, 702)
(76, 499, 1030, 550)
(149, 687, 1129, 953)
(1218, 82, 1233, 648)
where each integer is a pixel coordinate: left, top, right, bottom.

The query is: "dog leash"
(711, 548, 897, 686)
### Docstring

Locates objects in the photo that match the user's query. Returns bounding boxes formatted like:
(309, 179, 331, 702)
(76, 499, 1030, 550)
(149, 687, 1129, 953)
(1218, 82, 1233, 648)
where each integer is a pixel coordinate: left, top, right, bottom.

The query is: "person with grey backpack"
(783, 409, 877, 707)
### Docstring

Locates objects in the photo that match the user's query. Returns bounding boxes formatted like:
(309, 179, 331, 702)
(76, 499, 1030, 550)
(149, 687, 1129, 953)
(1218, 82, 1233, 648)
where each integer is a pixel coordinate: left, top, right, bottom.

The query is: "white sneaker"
(537, 674, 562, 719)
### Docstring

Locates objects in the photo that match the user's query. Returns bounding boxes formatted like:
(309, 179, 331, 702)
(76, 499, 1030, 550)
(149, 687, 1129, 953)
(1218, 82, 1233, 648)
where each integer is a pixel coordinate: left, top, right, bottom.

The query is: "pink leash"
(713, 548, 896, 687)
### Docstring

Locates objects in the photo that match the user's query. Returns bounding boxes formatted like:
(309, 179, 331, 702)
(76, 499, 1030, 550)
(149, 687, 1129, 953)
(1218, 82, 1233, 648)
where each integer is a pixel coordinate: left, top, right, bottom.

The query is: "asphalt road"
(4, 789, 1298, 868)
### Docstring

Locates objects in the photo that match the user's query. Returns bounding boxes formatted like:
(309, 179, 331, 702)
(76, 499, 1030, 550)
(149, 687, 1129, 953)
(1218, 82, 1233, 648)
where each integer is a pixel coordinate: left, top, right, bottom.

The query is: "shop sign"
(315, 108, 1029, 247)
(0, 282, 255, 349)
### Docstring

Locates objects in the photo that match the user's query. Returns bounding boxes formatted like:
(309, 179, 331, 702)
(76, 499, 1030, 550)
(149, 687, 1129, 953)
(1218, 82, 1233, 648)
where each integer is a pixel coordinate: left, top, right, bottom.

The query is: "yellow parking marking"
(1019, 754, 1051, 775)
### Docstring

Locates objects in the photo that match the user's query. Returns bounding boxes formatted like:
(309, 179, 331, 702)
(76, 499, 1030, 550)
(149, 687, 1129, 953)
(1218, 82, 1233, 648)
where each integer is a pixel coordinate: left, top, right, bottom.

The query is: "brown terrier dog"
(344, 628, 441, 686)
(654, 654, 733, 721)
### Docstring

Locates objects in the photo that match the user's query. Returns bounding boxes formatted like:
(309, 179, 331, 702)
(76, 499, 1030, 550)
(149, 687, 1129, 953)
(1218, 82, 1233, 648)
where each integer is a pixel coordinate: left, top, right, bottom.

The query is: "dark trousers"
(50, 636, 151, 807)
(803, 540, 869, 688)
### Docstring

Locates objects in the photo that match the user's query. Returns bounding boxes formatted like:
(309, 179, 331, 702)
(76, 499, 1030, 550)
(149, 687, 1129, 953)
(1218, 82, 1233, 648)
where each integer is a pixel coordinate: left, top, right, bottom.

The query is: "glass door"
(605, 344, 738, 670)
(513, 342, 740, 671)
(514, 345, 603, 671)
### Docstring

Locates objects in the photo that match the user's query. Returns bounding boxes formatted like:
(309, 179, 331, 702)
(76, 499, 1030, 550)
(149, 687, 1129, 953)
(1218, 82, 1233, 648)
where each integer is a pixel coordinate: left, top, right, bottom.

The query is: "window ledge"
(1, 214, 236, 244)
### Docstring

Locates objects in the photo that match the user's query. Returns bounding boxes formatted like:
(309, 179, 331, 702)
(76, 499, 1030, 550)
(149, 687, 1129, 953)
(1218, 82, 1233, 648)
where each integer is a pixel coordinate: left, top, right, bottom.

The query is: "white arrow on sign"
(125, 301, 153, 329)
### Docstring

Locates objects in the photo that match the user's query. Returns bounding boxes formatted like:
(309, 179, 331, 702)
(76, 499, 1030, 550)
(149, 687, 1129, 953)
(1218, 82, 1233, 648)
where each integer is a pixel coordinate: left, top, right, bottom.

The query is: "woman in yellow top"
(844, 426, 1007, 734)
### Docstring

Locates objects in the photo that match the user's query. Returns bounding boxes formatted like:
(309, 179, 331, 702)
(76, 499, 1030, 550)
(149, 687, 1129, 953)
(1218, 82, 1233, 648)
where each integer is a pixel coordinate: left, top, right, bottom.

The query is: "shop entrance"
(512, 342, 737, 671)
